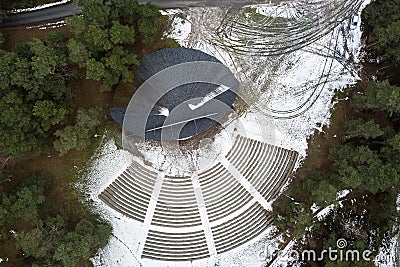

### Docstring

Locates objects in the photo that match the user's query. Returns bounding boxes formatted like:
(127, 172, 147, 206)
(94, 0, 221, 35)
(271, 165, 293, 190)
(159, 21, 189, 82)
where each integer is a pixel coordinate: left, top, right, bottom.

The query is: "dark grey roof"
(115, 47, 238, 141)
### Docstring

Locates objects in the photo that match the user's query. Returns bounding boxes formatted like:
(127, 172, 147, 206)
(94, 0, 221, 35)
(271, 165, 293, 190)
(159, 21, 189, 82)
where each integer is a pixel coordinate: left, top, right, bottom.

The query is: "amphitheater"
(93, 0, 367, 263)
(99, 133, 298, 262)
(0, 0, 366, 265)
(92, 0, 368, 262)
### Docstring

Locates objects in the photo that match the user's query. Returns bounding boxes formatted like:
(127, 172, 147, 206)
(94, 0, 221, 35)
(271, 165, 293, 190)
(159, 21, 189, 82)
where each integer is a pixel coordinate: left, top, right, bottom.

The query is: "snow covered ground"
(164, 2, 367, 159)
(80, 1, 383, 266)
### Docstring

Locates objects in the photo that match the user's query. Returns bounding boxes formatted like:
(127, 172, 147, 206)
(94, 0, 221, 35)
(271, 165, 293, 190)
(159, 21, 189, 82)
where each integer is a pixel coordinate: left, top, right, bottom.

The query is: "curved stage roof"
(117, 48, 239, 141)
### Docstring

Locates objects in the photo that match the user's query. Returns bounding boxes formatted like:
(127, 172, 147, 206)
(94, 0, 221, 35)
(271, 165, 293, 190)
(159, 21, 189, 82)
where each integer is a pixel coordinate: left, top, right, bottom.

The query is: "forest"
(272, 0, 400, 265)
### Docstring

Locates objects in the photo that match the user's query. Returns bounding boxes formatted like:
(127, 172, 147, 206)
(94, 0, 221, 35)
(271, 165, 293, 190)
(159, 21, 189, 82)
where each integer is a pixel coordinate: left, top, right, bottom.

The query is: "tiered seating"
(99, 161, 157, 222)
(226, 135, 298, 200)
(142, 230, 209, 261)
(211, 203, 273, 254)
(263, 150, 298, 200)
(198, 163, 253, 222)
(100, 136, 299, 262)
(151, 175, 202, 227)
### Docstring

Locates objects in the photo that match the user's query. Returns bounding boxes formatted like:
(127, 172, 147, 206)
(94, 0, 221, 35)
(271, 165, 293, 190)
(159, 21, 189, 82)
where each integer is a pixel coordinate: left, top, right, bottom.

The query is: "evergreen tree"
(67, 0, 161, 91)
(53, 108, 104, 155)
(344, 119, 384, 141)
(330, 144, 399, 193)
(0, 34, 72, 157)
(352, 80, 400, 116)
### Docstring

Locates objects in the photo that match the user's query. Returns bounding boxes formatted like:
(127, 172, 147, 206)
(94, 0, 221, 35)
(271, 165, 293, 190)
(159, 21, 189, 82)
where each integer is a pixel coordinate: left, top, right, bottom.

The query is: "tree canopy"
(53, 107, 104, 155)
(352, 80, 400, 116)
(364, 0, 400, 66)
(67, 0, 163, 91)
(0, 172, 112, 266)
(0, 9, 6, 24)
(0, 33, 72, 157)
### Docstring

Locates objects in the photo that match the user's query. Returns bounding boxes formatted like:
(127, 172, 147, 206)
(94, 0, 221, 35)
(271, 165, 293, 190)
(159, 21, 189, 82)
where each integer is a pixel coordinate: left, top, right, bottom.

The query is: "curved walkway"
(99, 135, 298, 262)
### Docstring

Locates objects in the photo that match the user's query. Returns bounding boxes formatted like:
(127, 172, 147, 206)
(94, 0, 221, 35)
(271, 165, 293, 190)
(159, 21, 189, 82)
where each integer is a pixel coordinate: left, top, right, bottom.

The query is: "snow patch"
(337, 189, 351, 199)
(375, 236, 399, 267)
(316, 204, 335, 221)
(158, 106, 169, 117)
(12, 0, 70, 13)
(26, 20, 66, 30)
